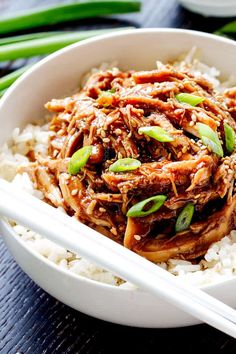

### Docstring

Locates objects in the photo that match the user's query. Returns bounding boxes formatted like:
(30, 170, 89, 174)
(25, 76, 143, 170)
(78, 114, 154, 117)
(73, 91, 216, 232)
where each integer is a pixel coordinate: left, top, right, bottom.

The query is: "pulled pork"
(21, 62, 236, 263)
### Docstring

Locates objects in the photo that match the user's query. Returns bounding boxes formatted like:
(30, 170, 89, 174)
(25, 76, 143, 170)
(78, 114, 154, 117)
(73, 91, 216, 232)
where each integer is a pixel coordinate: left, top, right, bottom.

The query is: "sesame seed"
(57, 129, 64, 136)
(111, 227, 118, 236)
(70, 127, 76, 135)
(182, 146, 187, 154)
(71, 189, 78, 196)
(177, 151, 182, 158)
(53, 149, 59, 157)
(134, 235, 141, 241)
(189, 121, 194, 127)
(101, 130, 106, 138)
(115, 128, 122, 135)
(86, 200, 97, 215)
(103, 137, 110, 143)
(191, 113, 197, 122)
(99, 207, 106, 212)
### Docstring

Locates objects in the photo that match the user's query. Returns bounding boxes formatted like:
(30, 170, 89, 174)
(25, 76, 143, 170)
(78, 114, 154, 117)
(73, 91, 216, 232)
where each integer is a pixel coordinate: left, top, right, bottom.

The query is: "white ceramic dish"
(178, 0, 236, 17)
(1, 29, 236, 328)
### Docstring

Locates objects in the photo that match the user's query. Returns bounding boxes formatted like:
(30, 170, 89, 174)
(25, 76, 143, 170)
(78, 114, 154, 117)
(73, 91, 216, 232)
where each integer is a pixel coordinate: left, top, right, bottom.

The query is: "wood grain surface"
(1, 1, 236, 353)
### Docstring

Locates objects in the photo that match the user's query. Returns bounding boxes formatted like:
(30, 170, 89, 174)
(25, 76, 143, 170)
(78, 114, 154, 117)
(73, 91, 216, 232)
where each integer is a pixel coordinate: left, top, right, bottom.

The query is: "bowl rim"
(1, 27, 236, 294)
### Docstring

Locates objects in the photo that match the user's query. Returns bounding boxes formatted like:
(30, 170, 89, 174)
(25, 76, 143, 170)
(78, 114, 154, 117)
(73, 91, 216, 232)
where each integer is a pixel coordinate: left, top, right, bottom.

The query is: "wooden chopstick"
(0, 178, 236, 337)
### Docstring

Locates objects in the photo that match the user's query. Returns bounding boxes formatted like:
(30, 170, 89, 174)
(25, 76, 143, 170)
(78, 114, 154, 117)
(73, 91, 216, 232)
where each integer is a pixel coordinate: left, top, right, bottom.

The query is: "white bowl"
(1, 29, 236, 328)
(178, 0, 236, 17)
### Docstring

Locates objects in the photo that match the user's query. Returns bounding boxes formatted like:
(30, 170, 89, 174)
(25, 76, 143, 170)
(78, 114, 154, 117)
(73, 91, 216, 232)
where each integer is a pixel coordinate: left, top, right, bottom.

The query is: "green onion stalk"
(0, 27, 133, 61)
(0, 65, 31, 91)
(0, 1, 141, 34)
(0, 31, 74, 46)
(215, 20, 236, 34)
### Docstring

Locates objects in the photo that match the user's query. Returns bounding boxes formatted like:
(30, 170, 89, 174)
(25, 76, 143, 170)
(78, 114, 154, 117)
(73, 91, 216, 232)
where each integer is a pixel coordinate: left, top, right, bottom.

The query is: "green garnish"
(0, 28, 132, 61)
(109, 158, 141, 172)
(108, 87, 116, 94)
(0, 31, 70, 46)
(97, 90, 115, 107)
(126, 195, 167, 218)
(68, 146, 92, 175)
(197, 123, 224, 157)
(224, 123, 235, 153)
(138, 126, 174, 142)
(0, 1, 141, 35)
(175, 203, 194, 233)
(176, 93, 205, 107)
(99, 88, 116, 96)
(0, 65, 31, 91)
(215, 20, 236, 34)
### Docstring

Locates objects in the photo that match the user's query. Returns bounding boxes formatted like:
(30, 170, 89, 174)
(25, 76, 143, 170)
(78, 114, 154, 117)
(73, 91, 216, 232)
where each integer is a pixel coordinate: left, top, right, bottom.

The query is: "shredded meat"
(22, 61, 236, 263)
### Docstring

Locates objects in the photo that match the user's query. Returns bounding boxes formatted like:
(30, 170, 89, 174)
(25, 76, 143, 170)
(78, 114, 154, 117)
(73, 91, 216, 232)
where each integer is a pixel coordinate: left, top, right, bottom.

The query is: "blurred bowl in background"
(178, 0, 236, 17)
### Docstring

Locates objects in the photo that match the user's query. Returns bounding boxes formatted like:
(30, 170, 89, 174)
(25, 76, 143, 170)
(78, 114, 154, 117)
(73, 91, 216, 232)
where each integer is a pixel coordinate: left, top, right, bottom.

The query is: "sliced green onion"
(201, 136, 224, 157)
(97, 90, 115, 107)
(0, 65, 31, 91)
(0, 28, 133, 61)
(108, 87, 116, 94)
(0, 1, 141, 35)
(138, 126, 174, 142)
(126, 195, 167, 218)
(176, 93, 205, 106)
(175, 203, 194, 233)
(197, 122, 223, 157)
(109, 158, 141, 172)
(68, 146, 92, 175)
(224, 123, 235, 153)
(99, 87, 116, 96)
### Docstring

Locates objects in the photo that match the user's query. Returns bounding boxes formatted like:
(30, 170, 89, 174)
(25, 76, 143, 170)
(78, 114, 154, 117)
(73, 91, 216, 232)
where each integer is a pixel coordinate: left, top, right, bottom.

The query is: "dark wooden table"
(1, 1, 236, 353)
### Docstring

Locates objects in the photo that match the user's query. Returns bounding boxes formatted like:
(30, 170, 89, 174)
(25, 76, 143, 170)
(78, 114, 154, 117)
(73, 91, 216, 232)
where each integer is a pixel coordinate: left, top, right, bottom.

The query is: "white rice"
(1, 53, 236, 288)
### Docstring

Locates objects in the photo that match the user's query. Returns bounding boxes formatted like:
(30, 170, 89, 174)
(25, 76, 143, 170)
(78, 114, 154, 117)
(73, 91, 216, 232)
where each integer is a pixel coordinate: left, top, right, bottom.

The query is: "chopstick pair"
(0, 177, 236, 338)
